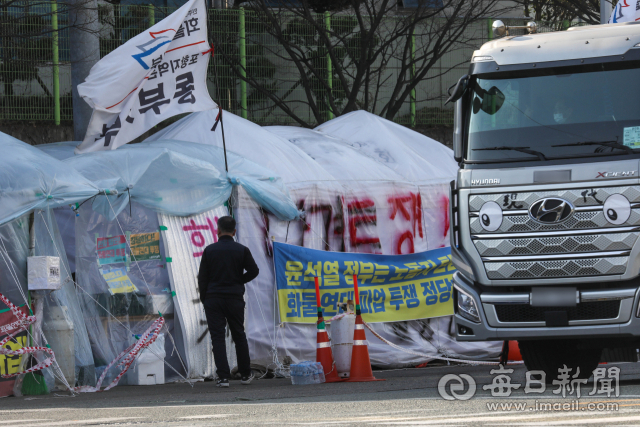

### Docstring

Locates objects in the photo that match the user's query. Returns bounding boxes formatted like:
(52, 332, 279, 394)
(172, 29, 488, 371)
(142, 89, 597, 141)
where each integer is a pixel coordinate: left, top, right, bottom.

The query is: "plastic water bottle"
(290, 361, 326, 385)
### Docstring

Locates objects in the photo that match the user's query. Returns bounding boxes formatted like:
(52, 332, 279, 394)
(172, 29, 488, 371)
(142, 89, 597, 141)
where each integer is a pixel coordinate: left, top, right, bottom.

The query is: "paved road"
(3, 362, 640, 426)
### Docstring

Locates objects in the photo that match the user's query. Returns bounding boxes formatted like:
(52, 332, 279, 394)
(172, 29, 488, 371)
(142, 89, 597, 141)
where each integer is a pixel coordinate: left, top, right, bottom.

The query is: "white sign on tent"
(75, 0, 216, 154)
(609, 0, 640, 23)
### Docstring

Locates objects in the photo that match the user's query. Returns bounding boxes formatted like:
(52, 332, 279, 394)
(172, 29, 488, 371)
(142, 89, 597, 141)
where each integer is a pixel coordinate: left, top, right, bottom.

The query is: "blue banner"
(274, 242, 455, 323)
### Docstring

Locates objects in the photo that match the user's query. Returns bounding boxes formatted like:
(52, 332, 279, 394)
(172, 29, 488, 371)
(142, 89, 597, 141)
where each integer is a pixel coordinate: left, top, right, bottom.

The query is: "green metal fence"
(0, 3, 585, 126)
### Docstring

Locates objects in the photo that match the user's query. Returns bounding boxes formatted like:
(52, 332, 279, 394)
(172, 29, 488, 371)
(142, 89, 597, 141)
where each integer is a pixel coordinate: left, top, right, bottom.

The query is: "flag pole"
(211, 44, 229, 173)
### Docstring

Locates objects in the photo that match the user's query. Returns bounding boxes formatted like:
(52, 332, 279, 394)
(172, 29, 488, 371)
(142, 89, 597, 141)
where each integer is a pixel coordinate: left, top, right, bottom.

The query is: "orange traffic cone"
(508, 341, 522, 362)
(346, 275, 384, 382)
(316, 316, 343, 383)
(313, 277, 343, 383)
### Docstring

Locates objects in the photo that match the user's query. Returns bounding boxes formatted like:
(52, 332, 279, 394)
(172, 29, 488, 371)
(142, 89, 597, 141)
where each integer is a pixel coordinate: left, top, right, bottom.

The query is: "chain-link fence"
(0, 2, 585, 126)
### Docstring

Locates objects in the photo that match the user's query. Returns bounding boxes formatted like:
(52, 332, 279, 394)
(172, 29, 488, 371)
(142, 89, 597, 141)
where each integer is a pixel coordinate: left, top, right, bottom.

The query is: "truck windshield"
(465, 62, 640, 163)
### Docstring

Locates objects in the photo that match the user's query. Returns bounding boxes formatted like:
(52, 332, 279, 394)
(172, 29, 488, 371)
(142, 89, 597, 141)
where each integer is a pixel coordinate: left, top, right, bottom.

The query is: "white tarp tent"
(146, 109, 501, 367)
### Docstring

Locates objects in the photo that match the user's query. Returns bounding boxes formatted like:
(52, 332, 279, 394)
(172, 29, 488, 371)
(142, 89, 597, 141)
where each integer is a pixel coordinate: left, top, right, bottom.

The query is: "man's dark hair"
(218, 216, 236, 233)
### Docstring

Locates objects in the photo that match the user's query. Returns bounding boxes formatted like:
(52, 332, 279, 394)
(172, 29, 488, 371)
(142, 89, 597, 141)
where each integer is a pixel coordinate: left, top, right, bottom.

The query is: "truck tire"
(518, 340, 602, 384)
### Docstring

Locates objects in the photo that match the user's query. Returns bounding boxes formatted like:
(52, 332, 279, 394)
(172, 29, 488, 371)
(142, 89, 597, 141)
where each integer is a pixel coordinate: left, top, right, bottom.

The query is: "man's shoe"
(216, 378, 230, 388)
(241, 373, 254, 385)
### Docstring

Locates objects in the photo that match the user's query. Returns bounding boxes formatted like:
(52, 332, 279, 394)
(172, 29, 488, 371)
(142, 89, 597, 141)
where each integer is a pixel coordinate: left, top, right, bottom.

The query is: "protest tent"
(54, 141, 301, 382)
(266, 125, 501, 364)
(9, 109, 499, 393)
(0, 133, 100, 394)
(145, 110, 501, 367)
(13, 135, 302, 389)
(315, 110, 459, 250)
(144, 109, 348, 369)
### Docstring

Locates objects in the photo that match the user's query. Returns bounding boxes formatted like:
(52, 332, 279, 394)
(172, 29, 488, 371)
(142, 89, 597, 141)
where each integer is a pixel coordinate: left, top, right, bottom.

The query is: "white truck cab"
(449, 21, 640, 382)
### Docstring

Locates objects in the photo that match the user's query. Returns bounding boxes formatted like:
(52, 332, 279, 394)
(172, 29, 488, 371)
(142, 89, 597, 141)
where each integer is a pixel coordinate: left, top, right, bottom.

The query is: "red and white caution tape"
(74, 316, 165, 393)
(361, 319, 523, 366)
(0, 292, 55, 378)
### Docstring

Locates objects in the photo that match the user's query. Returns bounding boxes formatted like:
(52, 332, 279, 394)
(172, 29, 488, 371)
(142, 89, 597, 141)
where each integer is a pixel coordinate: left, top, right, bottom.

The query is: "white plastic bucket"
(329, 314, 355, 378)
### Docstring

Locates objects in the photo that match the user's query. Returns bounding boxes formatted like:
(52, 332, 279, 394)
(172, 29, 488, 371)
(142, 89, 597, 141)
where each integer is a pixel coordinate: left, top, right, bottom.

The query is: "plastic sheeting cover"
(35, 141, 78, 161)
(0, 133, 98, 227)
(74, 201, 187, 384)
(144, 109, 343, 191)
(63, 147, 232, 220)
(36, 139, 300, 221)
(33, 209, 95, 387)
(315, 110, 458, 185)
(126, 141, 300, 221)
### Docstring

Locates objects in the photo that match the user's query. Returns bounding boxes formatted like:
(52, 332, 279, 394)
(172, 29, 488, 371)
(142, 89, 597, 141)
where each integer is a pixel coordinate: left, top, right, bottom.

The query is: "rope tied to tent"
(74, 316, 164, 393)
(0, 291, 56, 378)
(361, 319, 522, 366)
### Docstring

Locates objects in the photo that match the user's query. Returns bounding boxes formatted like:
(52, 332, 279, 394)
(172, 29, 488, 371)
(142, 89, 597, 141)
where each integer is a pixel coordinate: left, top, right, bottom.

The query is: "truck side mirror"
(445, 75, 469, 106)
(453, 99, 463, 163)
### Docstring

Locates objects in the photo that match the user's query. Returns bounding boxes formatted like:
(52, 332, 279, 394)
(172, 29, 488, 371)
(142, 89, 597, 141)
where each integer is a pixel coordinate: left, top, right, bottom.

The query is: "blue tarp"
(63, 146, 231, 220)
(0, 133, 98, 226)
(128, 141, 300, 221)
(34, 139, 301, 221)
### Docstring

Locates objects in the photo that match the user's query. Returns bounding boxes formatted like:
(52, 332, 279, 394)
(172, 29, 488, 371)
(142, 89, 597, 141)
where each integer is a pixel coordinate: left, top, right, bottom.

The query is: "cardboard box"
(27, 256, 61, 291)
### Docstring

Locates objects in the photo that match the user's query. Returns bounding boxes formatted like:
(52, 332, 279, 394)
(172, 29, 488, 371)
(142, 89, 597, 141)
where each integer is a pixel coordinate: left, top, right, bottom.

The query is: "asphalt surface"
(2, 361, 640, 426)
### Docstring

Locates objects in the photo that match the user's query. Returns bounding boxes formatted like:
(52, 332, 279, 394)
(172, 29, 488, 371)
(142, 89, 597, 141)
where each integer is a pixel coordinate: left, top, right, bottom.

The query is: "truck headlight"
(455, 287, 481, 323)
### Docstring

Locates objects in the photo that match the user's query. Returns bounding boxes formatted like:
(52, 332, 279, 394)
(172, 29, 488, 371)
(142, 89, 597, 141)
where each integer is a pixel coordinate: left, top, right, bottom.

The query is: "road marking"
(290, 418, 426, 425)
(372, 410, 624, 425)
(180, 414, 235, 419)
(368, 409, 439, 416)
(508, 414, 640, 425)
(17, 418, 142, 427)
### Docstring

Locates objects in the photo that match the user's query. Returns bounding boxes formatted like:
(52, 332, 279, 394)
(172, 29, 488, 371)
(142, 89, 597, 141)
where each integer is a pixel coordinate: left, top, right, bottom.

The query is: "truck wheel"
(518, 340, 602, 384)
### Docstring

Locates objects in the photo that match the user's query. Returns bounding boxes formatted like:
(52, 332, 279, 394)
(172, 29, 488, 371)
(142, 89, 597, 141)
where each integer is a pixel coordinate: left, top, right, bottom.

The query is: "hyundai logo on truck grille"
(529, 198, 574, 224)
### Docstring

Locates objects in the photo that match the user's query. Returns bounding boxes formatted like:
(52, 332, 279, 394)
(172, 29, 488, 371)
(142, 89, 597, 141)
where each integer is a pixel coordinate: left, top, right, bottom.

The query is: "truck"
(448, 20, 640, 382)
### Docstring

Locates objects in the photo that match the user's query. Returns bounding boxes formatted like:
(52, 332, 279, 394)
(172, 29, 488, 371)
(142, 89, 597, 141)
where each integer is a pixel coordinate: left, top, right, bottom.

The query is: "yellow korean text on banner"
(101, 267, 138, 295)
(273, 242, 455, 323)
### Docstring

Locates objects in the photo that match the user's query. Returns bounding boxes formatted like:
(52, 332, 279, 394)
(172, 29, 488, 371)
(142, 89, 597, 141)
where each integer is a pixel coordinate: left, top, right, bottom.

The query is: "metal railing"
(0, 2, 584, 127)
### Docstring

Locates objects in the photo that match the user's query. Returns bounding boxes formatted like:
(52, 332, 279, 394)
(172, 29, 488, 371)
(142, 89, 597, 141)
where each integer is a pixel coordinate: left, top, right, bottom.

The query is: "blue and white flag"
(609, 0, 640, 23)
(76, 0, 216, 153)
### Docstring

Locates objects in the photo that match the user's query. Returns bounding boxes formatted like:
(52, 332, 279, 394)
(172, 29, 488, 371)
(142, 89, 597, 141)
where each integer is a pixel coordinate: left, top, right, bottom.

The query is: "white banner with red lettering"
(76, 0, 215, 153)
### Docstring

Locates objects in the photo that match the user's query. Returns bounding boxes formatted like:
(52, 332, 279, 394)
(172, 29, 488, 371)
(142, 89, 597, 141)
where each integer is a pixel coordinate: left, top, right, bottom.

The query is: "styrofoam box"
(127, 333, 166, 386)
(28, 256, 61, 291)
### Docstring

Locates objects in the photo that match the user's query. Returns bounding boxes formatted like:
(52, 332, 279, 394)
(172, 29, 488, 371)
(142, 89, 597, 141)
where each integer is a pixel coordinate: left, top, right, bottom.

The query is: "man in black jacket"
(198, 216, 259, 387)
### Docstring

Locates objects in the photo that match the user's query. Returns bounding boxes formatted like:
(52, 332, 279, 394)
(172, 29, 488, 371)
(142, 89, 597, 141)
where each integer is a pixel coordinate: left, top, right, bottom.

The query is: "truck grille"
(485, 256, 628, 279)
(475, 233, 638, 257)
(469, 186, 640, 280)
(470, 210, 640, 234)
(494, 300, 621, 322)
(469, 186, 640, 211)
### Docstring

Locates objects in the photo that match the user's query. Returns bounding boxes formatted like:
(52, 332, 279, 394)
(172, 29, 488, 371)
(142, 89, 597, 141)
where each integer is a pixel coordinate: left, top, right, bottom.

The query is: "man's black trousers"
(203, 297, 252, 380)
